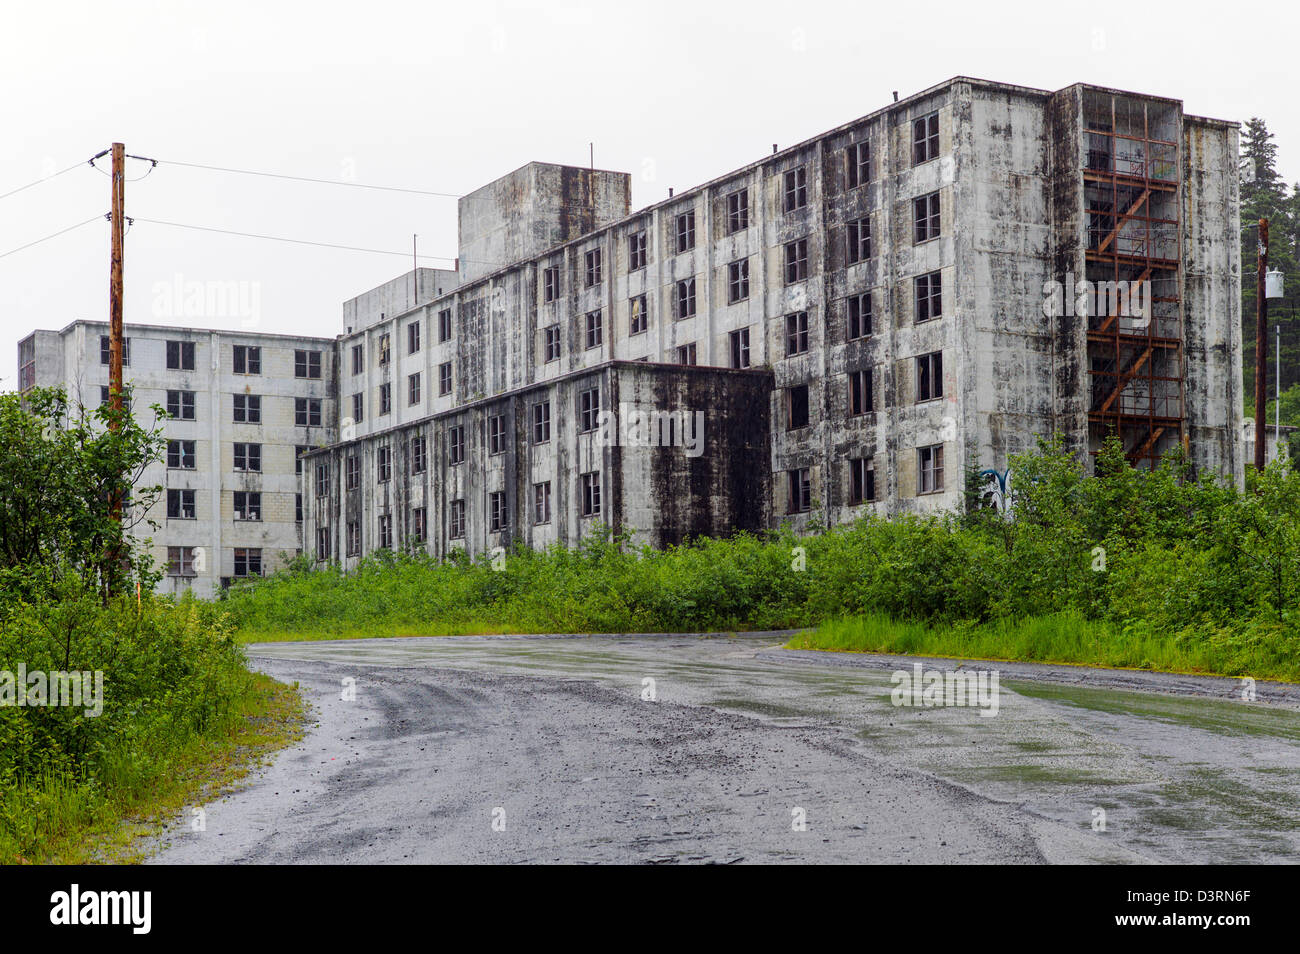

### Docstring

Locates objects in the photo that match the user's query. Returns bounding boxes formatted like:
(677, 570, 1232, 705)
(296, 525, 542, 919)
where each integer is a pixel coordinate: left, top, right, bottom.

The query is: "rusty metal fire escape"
(1083, 94, 1185, 470)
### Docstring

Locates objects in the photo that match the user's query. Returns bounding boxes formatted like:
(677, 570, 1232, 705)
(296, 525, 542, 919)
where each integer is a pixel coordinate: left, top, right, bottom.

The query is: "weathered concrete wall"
(458, 163, 631, 283)
(303, 361, 771, 563)
(1183, 117, 1244, 485)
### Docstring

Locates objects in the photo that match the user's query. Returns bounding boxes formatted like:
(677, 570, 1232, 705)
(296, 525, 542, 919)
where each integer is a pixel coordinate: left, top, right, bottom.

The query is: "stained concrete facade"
(19, 76, 1243, 576)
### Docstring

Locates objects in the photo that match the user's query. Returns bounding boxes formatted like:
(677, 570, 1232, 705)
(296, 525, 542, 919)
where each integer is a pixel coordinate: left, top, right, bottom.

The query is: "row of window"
(532, 122, 935, 300)
(167, 546, 266, 578)
(166, 440, 311, 471)
(164, 488, 303, 523)
(782, 351, 942, 430)
(317, 473, 602, 560)
(347, 309, 455, 376)
(100, 337, 324, 378)
(783, 443, 944, 514)
(535, 270, 940, 367)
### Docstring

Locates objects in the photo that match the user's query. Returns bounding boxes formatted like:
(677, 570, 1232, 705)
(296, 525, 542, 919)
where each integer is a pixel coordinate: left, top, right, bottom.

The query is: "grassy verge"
(4, 671, 305, 864)
(787, 612, 1300, 682)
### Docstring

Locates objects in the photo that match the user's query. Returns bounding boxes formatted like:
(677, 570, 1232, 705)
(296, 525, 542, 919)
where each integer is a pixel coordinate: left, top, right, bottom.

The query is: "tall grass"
(0, 586, 287, 863)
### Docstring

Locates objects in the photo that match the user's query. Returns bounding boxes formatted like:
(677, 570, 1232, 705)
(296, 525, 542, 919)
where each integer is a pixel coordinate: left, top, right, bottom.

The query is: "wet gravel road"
(149, 634, 1300, 864)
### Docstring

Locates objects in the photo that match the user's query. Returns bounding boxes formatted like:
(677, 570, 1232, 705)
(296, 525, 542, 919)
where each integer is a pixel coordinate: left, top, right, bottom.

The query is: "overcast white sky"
(3, 0, 1297, 387)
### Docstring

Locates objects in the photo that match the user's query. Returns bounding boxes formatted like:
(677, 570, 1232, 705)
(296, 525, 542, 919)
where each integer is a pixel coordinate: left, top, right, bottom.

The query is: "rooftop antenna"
(413, 234, 418, 273)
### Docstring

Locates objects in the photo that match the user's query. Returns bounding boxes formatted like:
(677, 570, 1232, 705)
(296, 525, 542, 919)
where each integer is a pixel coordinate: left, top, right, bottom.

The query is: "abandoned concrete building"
(18, 77, 1244, 586)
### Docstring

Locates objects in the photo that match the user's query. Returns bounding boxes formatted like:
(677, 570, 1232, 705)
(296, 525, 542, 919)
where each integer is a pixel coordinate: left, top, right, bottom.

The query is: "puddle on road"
(252, 635, 1300, 862)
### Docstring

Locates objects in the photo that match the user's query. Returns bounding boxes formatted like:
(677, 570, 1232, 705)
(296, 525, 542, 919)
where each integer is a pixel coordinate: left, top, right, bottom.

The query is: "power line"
(0, 159, 93, 202)
(0, 215, 103, 261)
(154, 158, 464, 199)
(133, 216, 458, 262)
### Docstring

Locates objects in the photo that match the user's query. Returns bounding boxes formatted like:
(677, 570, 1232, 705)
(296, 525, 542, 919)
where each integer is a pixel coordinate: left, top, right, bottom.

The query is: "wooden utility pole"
(108, 142, 125, 536)
(1255, 218, 1269, 471)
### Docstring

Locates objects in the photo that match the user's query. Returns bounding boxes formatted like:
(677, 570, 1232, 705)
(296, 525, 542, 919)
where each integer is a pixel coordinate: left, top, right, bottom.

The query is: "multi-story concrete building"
(18, 322, 336, 596)
(19, 77, 1244, 580)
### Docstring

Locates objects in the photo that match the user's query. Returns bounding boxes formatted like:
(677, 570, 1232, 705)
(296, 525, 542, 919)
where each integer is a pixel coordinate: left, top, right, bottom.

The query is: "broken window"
(412, 507, 427, 543)
(488, 414, 507, 456)
(787, 384, 810, 429)
(532, 401, 551, 443)
(315, 461, 330, 498)
(407, 321, 421, 355)
(351, 343, 364, 375)
(849, 369, 872, 415)
(489, 491, 507, 532)
(166, 389, 196, 420)
(168, 546, 198, 577)
(166, 340, 195, 371)
(448, 424, 465, 465)
(783, 167, 807, 212)
(584, 247, 603, 287)
(848, 292, 872, 339)
(847, 218, 871, 265)
(448, 500, 465, 540)
(233, 393, 261, 424)
(167, 488, 196, 520)
(580, 472, 601, 517)
(628, 230, 647, 271)
(347, 521, 361, 555)
(234, 491, 262, 521)
(295, 349, 322, 378)
(438, 362, 452, 395)
(787, 468, 811, 513)
(439, 308, 453, 342)
(378, 514, 393, 550)
(913, 110, 939, 165)
(544, 325, 561, 362)
(346, 454, 360, 490)
(234, 548, 262, 576)
(168, 439, 197, 470)
(847, 140, 870, 188)
(675, 210, 696, 252)
(378, 333, 391, 366)
(728, 259, 750, 303)
(918, 443, 944, 494)
(585, 309, 603, 349)
(785, 311, 809, 356)
(630, 295, 648, 335)
(234, 345, 261, 375)
(784, 238, 808, 284)
(533, 481, 551, 525)
(915, 271, 942, 321)
(579, 386, 600, 433)
(544, 266, 561, 303)
(725, 188, 749, 233)
(352, 392, 364, 423)
(295, 397, 322, 427)
(233, 442, 261, 472)
(408, 372, 421, 406)
(379, 382, 392, 415)
(676, 342, 697, 366)
(377, 445, 392, 482)
(916, 351, 943, 402)
(913, 191, 940, 243)
(410, 435, 427, 474)
(730, 328, 750, 369)
(676, 278, 696, 319)
(849, 458, 875, 504)
(316, 527, 331, 561)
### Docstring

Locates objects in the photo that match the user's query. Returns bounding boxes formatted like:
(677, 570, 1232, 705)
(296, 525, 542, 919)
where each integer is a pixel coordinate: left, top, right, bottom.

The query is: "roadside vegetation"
(223, 438, 1300, 681)
(0, 387, 302, 864)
